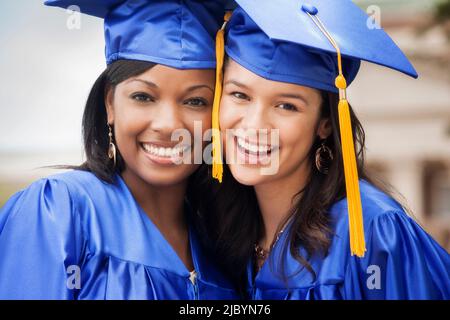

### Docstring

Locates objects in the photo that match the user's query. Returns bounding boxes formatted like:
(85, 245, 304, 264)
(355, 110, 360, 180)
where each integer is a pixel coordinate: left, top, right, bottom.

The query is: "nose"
(240, 100, 272, 132)
(149, 101, 184, 136)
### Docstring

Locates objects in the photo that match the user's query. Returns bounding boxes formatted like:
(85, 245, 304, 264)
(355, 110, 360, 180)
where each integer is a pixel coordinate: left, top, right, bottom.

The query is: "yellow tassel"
(303, 12, 367, 258)
(337, 97, 366, 257)
(211, 13, 232, 183)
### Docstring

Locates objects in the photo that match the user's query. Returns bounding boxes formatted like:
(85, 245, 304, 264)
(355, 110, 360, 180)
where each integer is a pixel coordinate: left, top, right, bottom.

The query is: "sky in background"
(0, 0, 105, 153)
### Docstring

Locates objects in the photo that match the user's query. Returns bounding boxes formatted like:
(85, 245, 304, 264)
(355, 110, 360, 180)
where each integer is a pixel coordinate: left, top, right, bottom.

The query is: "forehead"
(224, 58, 319, 98)
(127, 64, 216, 85)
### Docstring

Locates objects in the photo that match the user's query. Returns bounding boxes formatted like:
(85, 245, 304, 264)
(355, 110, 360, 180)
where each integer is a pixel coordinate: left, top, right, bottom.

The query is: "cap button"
(301, 4, 318, 15)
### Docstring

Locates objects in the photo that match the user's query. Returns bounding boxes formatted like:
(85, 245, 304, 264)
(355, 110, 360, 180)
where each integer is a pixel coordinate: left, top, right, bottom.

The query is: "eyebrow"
(225, 79, 308, 104)
(277, 93, 308, 104)
(129, 79, 213, 93)
(130, 79, 158, 88)
(185, 84, 214, 94)
(223, 79, 250, 90)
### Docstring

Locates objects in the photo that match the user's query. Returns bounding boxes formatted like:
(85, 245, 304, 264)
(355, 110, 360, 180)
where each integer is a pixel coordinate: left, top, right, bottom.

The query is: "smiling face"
(220, 59, 331, 187)
(106, 64, 214, 187)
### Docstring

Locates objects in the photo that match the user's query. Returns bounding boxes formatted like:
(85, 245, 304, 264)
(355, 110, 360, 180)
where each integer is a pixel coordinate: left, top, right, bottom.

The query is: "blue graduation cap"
(44, 0, 226, 69)
(211, 0, 419, 258)
(226, 0, 417, 92)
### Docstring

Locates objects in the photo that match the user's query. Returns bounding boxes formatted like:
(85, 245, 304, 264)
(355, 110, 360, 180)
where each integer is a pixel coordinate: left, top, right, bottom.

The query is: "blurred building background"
(0, 0, 449, 251)
(349, 0, 450, 250)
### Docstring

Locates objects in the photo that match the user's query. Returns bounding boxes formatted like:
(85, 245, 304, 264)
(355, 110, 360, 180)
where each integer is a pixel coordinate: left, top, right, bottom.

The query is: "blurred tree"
(436, 0, 450, 20)
(435, 0, 450, 39)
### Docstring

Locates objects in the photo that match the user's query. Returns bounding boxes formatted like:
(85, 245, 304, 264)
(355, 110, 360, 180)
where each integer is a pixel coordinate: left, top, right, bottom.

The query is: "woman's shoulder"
(0, 170, 100, 298)
(0, 169, 120, 229)
(330, 179, 407, 228)
(327, 179, 428, 257)
(327, 179, 449, 269)
(7, 169, 110, 196)
(25, 169, 123, 205)
(323, 181, 449, 299)
(44, 169, 114, 193)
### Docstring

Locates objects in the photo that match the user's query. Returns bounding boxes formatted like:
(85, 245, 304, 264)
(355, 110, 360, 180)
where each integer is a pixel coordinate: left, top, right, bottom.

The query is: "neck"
(254, 161, 311, 250)
(121, 168, 188, 234)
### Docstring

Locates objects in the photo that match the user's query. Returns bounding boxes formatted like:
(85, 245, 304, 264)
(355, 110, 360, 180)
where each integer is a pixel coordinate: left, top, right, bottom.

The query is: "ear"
(105, 86, 115, 125)
(317, 118, 332, 140)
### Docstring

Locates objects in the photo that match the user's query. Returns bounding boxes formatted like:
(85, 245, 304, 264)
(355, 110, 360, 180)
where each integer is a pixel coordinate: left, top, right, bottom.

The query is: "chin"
(137, 165, 196, 187)
(228, 163, 273, 187)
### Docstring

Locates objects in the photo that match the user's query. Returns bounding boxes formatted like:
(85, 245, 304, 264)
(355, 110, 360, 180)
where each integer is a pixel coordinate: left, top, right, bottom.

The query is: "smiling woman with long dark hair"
(201, 0, 450, 299)
(0, 0, 238, 300)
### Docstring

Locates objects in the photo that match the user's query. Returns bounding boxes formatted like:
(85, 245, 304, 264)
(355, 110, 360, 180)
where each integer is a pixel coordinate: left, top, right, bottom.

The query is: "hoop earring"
(108, 124, 116, 167)
(315, 140, 333, 174)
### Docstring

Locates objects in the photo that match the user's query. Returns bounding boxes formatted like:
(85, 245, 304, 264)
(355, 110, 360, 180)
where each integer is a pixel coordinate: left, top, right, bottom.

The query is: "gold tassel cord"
(306, 12, 366, 257)
(211, 12, 232, 183)
(338, 98, 366, 257)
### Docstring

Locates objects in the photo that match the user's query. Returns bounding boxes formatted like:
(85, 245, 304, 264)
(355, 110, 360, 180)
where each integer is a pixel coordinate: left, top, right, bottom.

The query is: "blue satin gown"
(0, 170, 239, 300)
(247, 181, 450, 300)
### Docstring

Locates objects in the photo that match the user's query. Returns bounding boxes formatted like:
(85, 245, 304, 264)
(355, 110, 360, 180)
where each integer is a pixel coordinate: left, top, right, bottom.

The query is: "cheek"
(112, 99, 149, 149)
(219, 97, 241, 130)
(277, 117, 317, 156)
(176, 110, 212, 149)
(182, 109, 212, 132)
(198, 111, 212, 132)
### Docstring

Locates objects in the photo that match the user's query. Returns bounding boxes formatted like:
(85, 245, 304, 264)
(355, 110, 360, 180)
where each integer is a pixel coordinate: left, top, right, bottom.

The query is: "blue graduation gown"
(247, 181, 450, 300)
(0, 170, 238, 300)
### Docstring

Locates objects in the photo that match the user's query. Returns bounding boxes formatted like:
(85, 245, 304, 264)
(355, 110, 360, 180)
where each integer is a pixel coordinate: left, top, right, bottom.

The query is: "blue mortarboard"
(211, 0, 419, 258)
(45, 0, 226, 69)
(225, 0, 418, 92)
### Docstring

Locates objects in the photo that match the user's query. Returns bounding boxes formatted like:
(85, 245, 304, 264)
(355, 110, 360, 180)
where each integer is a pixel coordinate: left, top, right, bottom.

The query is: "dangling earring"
(108, 124, 116, 167)
(315, 140, 333, 174)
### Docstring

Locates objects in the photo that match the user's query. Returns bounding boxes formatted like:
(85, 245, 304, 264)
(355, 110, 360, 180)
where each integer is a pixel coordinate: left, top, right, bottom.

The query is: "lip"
(233, 135, 278, 165)
(140, 140, 182, 148)
(233, 133, 278, 149)
(139, 142, 190, 166)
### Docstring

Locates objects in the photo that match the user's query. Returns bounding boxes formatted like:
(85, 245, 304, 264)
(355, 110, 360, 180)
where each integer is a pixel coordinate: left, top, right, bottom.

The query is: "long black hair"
(190, 90, 404, 295)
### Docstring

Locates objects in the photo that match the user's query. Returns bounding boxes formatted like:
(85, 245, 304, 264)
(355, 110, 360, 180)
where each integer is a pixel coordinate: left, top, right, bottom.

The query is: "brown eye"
(231, 92, 250, 100)
(184, 97, 208, 107)
(131, 92, 154, 102)
(277, 103, 298, 112)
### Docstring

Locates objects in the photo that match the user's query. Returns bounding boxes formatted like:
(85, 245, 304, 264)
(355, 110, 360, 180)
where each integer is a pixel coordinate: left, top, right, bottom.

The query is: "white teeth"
(236, 136, 272, 153)
(142, 143, 188, 158)
(249, 144, 258, 153)
(259, 145, 268, 153)
(237, 137, 246, 149)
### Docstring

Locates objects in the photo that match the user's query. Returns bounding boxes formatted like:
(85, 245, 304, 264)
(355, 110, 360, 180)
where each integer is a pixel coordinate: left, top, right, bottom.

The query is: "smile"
(233, 134, 279, 165)
(235, 135, 277, 155)
(140, 142, 190, 165)
(141, 143, 189, 157)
